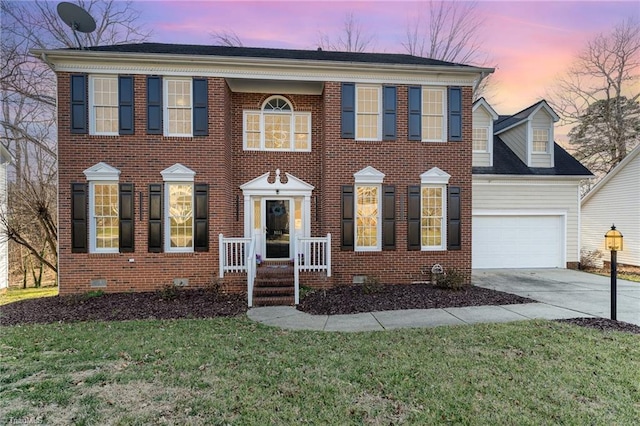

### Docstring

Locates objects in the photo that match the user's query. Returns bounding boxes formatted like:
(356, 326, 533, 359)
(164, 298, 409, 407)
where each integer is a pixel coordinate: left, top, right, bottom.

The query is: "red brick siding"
(57, 73, 473, 294)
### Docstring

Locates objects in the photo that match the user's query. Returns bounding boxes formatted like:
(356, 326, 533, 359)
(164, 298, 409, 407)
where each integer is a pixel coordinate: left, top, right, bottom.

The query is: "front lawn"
(0, 286, 58, 306)
(1, 318, 638, 424)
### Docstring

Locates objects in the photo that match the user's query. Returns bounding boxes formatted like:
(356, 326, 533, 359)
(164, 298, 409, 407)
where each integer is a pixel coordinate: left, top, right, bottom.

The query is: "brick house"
(35, 43, 493, 302)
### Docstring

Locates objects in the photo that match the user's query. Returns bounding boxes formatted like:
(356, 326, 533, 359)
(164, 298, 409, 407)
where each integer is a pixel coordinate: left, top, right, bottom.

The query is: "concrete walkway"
(247, 269, 639, 332)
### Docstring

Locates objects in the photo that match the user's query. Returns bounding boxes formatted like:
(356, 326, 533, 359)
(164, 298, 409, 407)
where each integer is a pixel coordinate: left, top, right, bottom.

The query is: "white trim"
(532, 127, 550, 153)
(354, 166, 385, 184)
(581, 143, 640, 204)
(355, 84, 382, 141)
(164, 181, 195, 253)
(88, 181, 119, 254)
(354, 183, 382, 252)
(420, 184, 447, 251)
(472, 126, 491, 153)
(472, 98, 499, 120)
(88, 75, 119, 136)
(472, 175, 589, 182)
(161, 163, 196, 182)
(35, 49, 492, 87)
(163, 77, 193, 137)
(421, 86, 447, 142)
(84, 162, 121, 181)
(494, 101, 560, 136)
(420, 167, 451, 185)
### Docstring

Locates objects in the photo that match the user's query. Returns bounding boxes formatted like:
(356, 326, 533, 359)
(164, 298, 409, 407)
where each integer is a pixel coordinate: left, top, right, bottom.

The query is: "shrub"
(159, 284, 180, 301)
(362, 276, 382, 294)
(434, 268, 470, 290)
(580, 249, 603, 270)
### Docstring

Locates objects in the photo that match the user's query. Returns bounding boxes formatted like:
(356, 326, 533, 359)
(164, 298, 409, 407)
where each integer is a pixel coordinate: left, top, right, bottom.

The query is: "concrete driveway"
(472, 269, 640, 326)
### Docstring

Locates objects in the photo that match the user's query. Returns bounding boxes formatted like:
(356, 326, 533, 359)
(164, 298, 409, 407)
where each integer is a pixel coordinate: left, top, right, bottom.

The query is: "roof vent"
(317, 47, 322, 51)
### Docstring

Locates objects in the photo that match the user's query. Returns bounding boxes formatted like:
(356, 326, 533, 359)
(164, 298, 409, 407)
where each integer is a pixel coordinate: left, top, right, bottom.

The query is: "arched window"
(243, 96, 311, 151)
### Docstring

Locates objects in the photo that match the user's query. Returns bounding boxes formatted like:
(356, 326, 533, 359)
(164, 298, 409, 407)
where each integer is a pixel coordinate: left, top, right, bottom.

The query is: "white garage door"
(473, 215, 564, 269)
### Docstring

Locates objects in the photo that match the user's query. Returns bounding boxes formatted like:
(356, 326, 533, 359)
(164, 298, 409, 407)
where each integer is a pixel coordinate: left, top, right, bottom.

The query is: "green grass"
(1, 318, 638, 424)
(0, 286, 58, 306)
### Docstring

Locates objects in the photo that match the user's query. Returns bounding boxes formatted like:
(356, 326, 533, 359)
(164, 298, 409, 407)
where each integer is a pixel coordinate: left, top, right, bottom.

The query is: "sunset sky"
(133, 0, 638, 121)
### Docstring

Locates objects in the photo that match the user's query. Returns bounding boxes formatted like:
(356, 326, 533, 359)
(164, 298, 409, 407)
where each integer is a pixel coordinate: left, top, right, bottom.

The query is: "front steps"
(253, 261, 295, 306)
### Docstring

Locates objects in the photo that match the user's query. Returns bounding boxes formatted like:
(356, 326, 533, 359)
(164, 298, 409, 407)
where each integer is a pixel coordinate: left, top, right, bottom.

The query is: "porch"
(219, 233, 331, 307)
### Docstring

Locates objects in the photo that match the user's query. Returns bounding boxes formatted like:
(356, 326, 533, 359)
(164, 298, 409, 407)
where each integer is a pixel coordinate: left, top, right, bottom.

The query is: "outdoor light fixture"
(604, 224, 623, 321)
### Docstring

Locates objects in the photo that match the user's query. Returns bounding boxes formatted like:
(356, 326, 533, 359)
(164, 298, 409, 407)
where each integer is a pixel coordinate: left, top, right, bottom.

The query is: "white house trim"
(353, 166, 385, 184)
(581, 144, 640, 204)
(420, 167, 451, 185)
(83, 162, 121, 181)
(161, 163, 196, 182)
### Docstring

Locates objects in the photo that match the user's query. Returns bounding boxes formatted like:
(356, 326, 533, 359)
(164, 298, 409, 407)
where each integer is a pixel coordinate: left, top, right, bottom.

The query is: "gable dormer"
(472, 98, 499, 167)
(494, 100, 559, 168)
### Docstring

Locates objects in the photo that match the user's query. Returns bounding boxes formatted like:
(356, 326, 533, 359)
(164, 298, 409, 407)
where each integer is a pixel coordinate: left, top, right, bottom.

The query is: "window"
(166, 183, 193, 251)
(422, 87, 446, 142)
(356, 85, 381, 140)
(243, 96, 311, 151)
(355, 185, 380, 250)
(533, 128, 549, 153)
(473, 127, 489, 152)
(90, 76, 118, 135)
(421, 186, 445, 250)
(165, 78, 192, 136)
(91, 183, 119, 252)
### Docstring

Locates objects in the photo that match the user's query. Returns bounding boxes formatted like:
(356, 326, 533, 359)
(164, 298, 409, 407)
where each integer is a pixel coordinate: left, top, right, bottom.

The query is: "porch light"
(604, 224, 623, 321)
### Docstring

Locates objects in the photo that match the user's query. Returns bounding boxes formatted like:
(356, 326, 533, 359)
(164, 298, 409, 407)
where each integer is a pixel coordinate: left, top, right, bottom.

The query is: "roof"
(473, 137, 593, 177)
(80, 42, 474, 68)
(494, 100, 559, 133)
(581, 143, 640, 204)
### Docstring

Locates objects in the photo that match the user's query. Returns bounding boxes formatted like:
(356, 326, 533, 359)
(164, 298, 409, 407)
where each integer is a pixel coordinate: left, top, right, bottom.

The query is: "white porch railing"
(218, 234, 257, 307)
(294, 234, 331, 304)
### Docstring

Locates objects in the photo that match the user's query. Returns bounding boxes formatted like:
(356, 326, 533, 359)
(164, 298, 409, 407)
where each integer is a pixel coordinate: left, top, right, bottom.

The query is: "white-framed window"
(421, 186, 445, 250)
(84, 162, 121, 253)
(243, 96, 311, 151)
(161, 164, 196, 253)
(419, 167, 450, 251)
(473, 127, 489, 152)
(89, 75, 118, 135)
(533, 128, 549, 153)
(356, 85, 382, 141)
(164, 78, 192, 137)
(353, 166, 385, 251)
(422, 87, 447, 142)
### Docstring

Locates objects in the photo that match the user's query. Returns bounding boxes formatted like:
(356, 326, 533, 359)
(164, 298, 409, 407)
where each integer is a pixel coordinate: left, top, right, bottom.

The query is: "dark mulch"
(2, 285, 639, 335)
(0, 289, 246, 326)
(297, 283, 535, 315)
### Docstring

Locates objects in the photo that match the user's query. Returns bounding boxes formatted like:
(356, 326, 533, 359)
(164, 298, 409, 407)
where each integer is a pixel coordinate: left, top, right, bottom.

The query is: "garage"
(472, 215, 565, 269)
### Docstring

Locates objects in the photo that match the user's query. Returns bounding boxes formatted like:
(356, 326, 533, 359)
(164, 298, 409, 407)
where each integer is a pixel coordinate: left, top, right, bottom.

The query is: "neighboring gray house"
(472, 99, 593, 269)
(0, 145, 11, 289)
(581, 143, 640, 267)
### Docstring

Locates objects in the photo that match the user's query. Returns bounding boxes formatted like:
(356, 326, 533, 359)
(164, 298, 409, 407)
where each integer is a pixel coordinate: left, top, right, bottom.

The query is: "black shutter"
(118, 76, 134, 135)
(147, 76, 162, 134)
(382, 185, 396, 250)
(448, 87, 463, 142)
(119, 183, 135, 253)
(194, 183, 209, 251)
(70, 74, 87, 134)
(408, 86, 421, 141)
(341, 83, 355, 139)
(148, 184, 163, 252)
(407, 185, 421, 250)
(341, 186, 354, 250)
(382, 86, 397, 140)
(192, 78, 208, 136)
(447, 186, 461, 250)
(71, 183, 87, 253)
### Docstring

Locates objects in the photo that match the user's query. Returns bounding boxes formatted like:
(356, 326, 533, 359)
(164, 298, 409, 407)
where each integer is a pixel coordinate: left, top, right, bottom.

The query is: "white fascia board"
(472, 175, 590, 183)
(33, 49, 492, 86)
(581, 144, 640, 205)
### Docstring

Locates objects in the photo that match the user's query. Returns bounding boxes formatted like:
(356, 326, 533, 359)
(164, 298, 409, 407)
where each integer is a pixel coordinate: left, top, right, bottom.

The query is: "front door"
(265, 199, 290, 259)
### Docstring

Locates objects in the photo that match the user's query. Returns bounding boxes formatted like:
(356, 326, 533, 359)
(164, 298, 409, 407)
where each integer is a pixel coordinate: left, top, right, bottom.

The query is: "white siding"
(581, 153, 640, 267)
(472, 107, 492, 167)
(0, 162, 7, 288)
(501, 125, 527, 165)
(531, 109, 553, 168)
(473, 178, 582, 265)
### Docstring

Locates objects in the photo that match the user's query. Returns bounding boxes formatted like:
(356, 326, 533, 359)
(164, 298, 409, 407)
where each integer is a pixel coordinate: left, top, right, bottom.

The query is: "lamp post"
(604, 225, 623, 321)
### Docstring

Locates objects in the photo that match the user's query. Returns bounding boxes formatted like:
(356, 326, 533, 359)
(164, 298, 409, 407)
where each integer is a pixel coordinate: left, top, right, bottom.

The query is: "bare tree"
(549, 18, 640, 187)
(402, 1, 486, 64)
(0, 0, 150, 286)
(318, 12, 376, 53)
(210, 29, 244, 47)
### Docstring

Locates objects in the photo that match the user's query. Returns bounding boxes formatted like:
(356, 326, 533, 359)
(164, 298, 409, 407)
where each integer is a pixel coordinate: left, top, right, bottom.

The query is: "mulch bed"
(0, 289, 246, 326)
(2, 285, 639, 335)
(297, 283, 535, 315)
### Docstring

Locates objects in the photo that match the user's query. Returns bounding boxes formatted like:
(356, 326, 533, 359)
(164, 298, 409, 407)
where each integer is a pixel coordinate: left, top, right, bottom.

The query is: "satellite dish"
(57, 2, 96, 49)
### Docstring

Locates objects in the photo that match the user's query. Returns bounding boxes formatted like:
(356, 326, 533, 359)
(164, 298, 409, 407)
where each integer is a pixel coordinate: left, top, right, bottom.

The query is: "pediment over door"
(240, 169, 314, 196)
